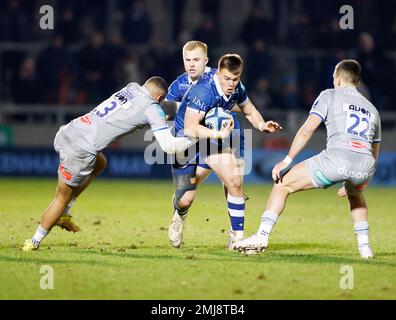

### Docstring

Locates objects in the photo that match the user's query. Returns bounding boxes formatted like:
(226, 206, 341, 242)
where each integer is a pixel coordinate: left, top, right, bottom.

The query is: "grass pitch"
(0, 178, 395, 300)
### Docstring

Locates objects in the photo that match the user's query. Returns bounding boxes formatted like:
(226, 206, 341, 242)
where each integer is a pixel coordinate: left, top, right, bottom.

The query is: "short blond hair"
(182, 41, 208, 55)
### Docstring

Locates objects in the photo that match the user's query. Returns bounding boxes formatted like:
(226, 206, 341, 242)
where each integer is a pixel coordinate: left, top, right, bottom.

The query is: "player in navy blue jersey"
(166, 41, 246, 247)
(168, 53, 282, 249)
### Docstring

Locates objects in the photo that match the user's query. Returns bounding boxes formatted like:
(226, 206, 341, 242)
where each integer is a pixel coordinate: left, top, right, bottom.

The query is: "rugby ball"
(204, 107, 232, 131)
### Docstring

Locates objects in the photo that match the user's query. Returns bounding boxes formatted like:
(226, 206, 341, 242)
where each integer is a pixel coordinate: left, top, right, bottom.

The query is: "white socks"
(32, 225, 49, 248)
(258, 211, 279, 238)
(354, 221, 370, 247)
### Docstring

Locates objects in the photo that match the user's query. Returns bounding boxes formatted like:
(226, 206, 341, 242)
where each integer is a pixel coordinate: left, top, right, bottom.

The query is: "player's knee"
(178, 191, 195, 209)
(225, 176, 242, 194)
(274, 181, 294, 194)
(56, 184, 74, 205)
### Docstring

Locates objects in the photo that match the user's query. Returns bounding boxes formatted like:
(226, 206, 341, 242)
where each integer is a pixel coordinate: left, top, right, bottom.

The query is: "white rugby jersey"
(310, 86, 381, 155)
(61, 83, 195, 154)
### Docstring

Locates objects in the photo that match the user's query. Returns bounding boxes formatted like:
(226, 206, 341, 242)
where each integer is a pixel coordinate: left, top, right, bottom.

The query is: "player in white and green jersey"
(22, 77, 198, 251)
(237, 60, 381, 259)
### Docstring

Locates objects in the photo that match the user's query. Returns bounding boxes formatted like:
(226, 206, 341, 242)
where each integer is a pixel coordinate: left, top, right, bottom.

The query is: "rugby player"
(168, 54, 282, 249)
(167, 41, 248, 247)
(22, 77, 215, 251)
(236, 60, 381, 259)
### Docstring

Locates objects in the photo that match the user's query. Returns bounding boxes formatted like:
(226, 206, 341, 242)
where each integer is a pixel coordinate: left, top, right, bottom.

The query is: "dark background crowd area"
(1, 0, 396, 112)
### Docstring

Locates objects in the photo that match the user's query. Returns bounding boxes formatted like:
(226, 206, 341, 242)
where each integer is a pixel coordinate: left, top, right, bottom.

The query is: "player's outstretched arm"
(154, 128, 197, 154)
(236, 100, 282, 133)
(153, 128, 197, 154)
(272, 114, 322, 182)
(184, 108, 234, 140)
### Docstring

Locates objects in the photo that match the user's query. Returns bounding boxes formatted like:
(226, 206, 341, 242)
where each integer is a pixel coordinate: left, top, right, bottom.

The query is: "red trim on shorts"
(356, 182, 369, 191)
(59, 165, 72, 181)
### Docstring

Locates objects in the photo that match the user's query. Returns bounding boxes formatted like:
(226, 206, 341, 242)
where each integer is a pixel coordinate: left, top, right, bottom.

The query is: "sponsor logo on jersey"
(343, 103, 373, 119)
(192, 96, 206, 109)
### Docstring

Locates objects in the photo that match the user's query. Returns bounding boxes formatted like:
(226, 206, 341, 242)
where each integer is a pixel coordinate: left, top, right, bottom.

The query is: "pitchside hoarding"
(0, 148, 395, 186)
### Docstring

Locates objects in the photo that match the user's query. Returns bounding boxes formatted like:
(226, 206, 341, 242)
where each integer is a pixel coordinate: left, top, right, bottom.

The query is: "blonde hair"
(182, 41, 208, 55)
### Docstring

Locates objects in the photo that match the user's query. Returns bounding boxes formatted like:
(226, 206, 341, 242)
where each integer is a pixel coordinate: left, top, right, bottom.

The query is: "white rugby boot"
(168, 210, 186, 248)
(235, 233, 269, 254)
(358, 245, 374, 259)
(226, 230, 244, 251)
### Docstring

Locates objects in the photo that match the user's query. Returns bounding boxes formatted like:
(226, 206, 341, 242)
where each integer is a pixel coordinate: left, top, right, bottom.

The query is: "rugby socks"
(227, 194, 245, 236)
(63, 197, 76, 216)
(32, 225, 49, 248)
(354, 221, 370, 247)
(173, 197, 189, 221)
(257, 211, 279, 238)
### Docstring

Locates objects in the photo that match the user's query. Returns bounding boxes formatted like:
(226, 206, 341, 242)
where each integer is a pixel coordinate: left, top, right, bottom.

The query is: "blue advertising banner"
(0, 148, 171, 179)
(0, 148, 395, 186)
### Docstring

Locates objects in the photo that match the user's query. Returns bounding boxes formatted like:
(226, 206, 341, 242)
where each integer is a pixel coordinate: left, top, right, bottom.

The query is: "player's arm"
(236, 99, 282, 133)
(272, 114, 322, 182)
(184, 108, 233, 140)
(153, 128, 197, 154)
(145, 104, 196, 154)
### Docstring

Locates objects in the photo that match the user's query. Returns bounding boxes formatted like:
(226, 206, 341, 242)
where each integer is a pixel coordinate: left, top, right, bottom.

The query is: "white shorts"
(54, 129, 96, 188)
(306, 149, 376, 195)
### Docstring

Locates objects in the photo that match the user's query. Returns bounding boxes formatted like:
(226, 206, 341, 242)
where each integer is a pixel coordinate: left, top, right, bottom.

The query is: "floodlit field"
(0, 178, 395, 300)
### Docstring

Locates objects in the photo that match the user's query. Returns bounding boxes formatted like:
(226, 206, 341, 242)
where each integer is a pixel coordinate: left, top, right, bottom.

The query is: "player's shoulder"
(320, 88, 334, 96)
(176, 72, 190, 84)
(187, 81, 215, 108)
(147, 102, 166, 120)
(169, 73, 189, 89)
(189, 81, 213, 98)
(236, 80, 247, 92)
(313, 88, 333, 104)
(207, 67, 217, 76)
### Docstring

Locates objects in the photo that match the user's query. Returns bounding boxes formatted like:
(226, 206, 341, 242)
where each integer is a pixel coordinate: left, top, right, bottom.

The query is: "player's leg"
(169, 166, 195, 248)
(72, 151, 107, 198)
(223, 158, 246, 249)
(56, 152, 107, 232)
(23, 177, 75, 251)
(23, 134, 97, 250)
(169, 164, 210, 248)
(206, 151, 245, 248)
(345, 181, 373, 258)
(237, 160, 315, 252)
